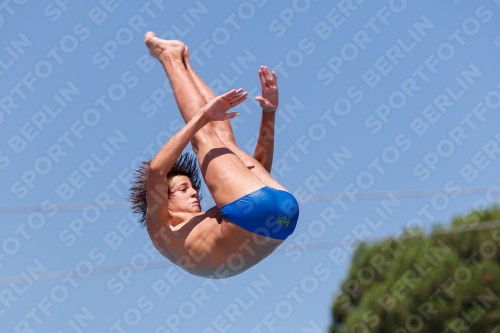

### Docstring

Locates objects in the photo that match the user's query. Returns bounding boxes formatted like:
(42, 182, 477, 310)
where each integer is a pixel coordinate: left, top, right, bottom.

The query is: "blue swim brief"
(220, 186, 299, 240)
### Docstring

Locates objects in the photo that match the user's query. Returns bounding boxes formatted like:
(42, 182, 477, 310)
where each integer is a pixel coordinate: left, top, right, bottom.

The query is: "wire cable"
(0, 186, 496, 214)
(2, 219, 499, 286)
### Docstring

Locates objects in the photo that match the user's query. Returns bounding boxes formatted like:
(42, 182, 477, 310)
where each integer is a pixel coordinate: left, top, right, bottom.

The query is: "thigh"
(221, 140, 288, 192)
(197, 141, 266, 207)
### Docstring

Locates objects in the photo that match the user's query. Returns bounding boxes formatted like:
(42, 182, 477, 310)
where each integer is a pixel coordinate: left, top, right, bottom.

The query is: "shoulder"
(146, 213, 181, 258)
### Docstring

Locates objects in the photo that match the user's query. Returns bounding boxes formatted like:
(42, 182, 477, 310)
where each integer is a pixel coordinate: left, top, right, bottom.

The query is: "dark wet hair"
(129, 152, 202, 227)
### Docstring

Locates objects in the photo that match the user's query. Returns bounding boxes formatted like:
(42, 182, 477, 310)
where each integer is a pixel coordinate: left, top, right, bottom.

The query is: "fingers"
(259, 66, 277, 88)
(258, 69, 266, 88)
(220, 89, 236, 99)
(224, 90, 246, 100)
(232, 92, 248, 104)
(254, 96, 269, 109)
(228, 93, 247, 108)
(219, 89, 247, 108)
(224, 111, 239, 120)
(263, 66, 271, 80)
(221, 88, 245, 99)
(234, 88, 244, 97)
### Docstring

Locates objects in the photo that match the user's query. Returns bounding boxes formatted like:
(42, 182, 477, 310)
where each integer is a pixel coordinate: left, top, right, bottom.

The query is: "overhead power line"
(1, 219, 499, 286)
(0, 186, 496, 215)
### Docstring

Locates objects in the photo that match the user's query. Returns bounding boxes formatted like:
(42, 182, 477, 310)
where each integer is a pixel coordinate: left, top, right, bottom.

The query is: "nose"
(189, 188, 198, 198)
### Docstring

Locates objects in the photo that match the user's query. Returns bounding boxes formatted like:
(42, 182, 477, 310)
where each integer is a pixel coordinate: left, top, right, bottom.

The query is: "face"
(168, 175, 200, 213)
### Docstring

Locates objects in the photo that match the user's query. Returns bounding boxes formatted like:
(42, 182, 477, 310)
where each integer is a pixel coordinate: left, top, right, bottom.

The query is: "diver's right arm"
(146, 109, 210, 226)
(146, 89, 247, 226)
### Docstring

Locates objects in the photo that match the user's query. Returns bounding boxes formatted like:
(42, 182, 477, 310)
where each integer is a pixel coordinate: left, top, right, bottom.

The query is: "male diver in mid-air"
(130, 32, 299, 279)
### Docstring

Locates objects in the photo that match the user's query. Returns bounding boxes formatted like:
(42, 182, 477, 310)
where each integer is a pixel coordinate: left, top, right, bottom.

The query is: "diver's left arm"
(253, 66, 278, 173)
(253, 110, 276, 173)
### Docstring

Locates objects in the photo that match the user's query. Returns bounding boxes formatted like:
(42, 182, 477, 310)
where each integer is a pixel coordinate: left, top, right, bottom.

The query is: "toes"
(144, 31, 157, 45)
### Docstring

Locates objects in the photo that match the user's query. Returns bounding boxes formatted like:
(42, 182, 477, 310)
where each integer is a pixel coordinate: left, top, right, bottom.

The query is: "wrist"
(196, 107, 211, 126)
(263, 108, 277, 113)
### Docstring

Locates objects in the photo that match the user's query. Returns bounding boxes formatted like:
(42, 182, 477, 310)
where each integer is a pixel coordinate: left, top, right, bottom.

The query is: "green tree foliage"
(330, 205, 500, 333)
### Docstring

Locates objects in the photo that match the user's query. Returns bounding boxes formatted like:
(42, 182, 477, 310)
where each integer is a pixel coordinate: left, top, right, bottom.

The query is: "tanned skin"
(144, 32, 288, 278)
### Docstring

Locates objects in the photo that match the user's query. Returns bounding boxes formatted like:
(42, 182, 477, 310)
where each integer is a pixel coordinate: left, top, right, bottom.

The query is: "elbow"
(148, 160, 164, 176)
(148, 161, 160, 172)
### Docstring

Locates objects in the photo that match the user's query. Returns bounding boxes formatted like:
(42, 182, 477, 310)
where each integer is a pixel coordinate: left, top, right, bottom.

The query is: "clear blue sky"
(1, 1, 500, 332)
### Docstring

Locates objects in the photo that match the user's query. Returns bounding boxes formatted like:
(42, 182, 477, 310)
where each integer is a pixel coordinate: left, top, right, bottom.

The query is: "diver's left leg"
(183, 47, 286, 191)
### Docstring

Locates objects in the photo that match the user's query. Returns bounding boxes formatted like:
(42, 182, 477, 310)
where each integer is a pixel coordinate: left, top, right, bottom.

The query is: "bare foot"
(144, 31, 184, 61)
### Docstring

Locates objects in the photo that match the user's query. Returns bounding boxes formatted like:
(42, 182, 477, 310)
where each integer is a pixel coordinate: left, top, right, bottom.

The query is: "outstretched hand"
(255, 66, 278, 112)
(201, 88, 248, 121)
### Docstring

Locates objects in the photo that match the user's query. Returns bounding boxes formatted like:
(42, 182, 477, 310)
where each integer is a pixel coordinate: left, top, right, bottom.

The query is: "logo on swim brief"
(277, 215, 290, 228)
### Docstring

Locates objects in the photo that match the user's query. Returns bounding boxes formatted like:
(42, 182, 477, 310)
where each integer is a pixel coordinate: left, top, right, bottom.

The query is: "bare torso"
(146, 208, 283, 278)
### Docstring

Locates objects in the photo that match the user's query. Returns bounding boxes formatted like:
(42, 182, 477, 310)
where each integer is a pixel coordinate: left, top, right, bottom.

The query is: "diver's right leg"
(183, 46, 238, 146)
(144, 32, 267, 207)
